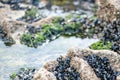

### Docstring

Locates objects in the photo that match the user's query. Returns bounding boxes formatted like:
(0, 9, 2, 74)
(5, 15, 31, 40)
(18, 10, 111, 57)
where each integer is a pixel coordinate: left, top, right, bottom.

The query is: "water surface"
(0, 36, 99, 80)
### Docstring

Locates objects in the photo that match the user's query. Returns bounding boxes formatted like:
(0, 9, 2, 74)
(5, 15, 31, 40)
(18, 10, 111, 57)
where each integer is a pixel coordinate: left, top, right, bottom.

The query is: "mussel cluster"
(0, 0, 21, 10)
(102, 20, 120, 52)
(84, 54, 120, 80)
(9, 13, 120, 51)
(51, 56, 81, 80)
(10, 68, 36, 80)
(21, 16, 105, 47)
(82, 0, 95, 3)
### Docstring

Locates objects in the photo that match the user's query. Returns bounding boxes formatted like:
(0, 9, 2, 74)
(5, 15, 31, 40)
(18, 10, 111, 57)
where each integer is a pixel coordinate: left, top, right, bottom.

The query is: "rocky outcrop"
(67, 48, 120, 71)
(0, 19, 27, 44)
(96, 0, 120, 21)
(0, 4, 27, 44)
(33, 48, 120, 80)
(0, 4, 58, 44)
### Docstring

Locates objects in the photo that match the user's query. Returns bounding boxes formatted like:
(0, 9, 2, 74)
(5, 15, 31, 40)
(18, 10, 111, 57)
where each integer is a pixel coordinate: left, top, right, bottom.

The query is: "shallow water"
(0, 36, 99, 80)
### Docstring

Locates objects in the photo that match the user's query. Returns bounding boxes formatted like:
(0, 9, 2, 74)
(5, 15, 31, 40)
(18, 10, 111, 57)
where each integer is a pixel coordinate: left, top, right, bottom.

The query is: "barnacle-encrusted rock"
(96, 0, 120, 21)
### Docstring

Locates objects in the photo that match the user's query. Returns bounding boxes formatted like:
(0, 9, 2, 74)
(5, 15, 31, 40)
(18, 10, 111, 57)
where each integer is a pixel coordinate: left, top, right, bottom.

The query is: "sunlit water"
(0, 37, 99, 80)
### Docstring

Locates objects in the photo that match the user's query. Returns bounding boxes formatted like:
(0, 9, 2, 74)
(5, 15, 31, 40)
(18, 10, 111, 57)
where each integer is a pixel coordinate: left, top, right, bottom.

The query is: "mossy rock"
(90, 41, 112, 50)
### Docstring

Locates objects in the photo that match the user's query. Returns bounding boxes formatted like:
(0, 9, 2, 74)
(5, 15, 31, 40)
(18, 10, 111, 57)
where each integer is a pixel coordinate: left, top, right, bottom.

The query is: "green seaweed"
(20, 34, 34, 47)
(25, 7, 38, 19)
(65, 14, 73, 19)
(65, 14, 81, 20)
(52, 17, 63, 23)
(34, 34, 45, 45)
(20, 16, 99, 47)
(90, 41, 112, 50)
(10, 73, 17, 80)
(20, 19, 82, 47)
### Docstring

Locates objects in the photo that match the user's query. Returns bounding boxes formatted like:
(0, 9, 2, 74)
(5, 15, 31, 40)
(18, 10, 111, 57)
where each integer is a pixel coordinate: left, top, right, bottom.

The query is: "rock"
(32, 16, 56, 26)
(44, 61, 58, 71)
(71, 57, 100, 80)
(96, 0, 120, 21)
(0, 19, 27, 44)
(33, 68, 57, 80)
(67, 48, 120, 74)
(34, 48, 120, 80)
(0, 5, 28, 44)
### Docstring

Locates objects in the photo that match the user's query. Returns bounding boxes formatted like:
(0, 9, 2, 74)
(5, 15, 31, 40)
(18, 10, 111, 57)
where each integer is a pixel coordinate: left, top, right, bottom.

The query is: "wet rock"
(33, 68, 57, 80)
(96, 0, 120, 21)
